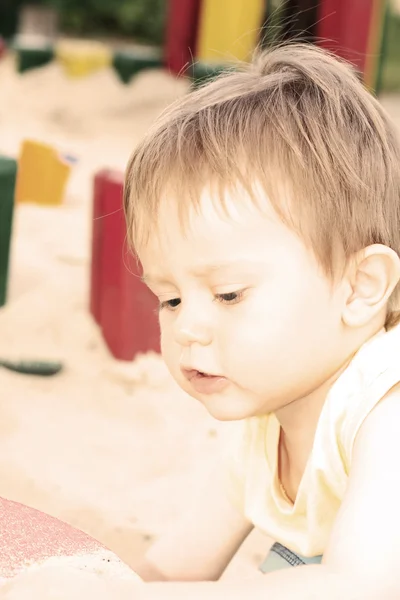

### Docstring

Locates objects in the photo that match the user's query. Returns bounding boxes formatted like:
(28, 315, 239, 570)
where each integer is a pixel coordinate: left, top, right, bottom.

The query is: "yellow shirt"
(225, 326, 400, 557)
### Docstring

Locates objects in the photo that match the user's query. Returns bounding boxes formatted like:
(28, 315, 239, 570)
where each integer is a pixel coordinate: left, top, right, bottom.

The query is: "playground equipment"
(0, 143, 72, 311)
(165, 0, 264, 84)
(190, 62, 232, 88)
(14, 40, 54, 74)
(13, 4, 57, 73)
(113, 47, 162, 84)
(0, 358, 63, 376)
(196, 0, 265, 63)
(6, 1, 390, 92)
(55, 40, 112, 78)
(165, 0, 202, 75)
(317, 0, 387, 90)
(0, 495, 140, 584)
(0, 156, 17, 308)
(15, 140, 72, 206)
(13, 40, 163, 83)
(90, 169, 160, 361)
(165, 0, 388, 90)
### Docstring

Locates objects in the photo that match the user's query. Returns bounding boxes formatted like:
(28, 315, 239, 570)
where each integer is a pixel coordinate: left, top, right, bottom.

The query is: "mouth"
(181, 368, 220, 380)
(180, 368, 229, 395)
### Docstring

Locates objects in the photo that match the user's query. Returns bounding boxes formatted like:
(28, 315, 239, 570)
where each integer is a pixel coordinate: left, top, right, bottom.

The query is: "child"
(6, 43, 399, 599)
(122, 42, 400, 599)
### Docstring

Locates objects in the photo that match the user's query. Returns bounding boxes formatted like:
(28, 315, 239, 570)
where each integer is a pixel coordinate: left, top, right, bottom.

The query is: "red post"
(90, 169, 160, 361)
(317, 0, 375, 78)
(90, 172, 105, 324)
(165, 0, 202, 76)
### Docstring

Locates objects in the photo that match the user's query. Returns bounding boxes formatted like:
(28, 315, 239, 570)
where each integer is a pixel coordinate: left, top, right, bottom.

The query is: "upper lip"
(181, 367, 221, 380)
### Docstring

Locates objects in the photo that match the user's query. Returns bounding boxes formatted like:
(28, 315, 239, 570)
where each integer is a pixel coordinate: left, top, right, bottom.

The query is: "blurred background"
(0, 0, 399, 580)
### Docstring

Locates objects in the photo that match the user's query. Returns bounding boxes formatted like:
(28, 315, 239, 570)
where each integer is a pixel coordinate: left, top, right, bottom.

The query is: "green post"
(0, 156, 17, 307)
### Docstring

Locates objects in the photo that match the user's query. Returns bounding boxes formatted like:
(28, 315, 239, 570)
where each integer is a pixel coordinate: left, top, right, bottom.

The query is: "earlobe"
(342, 245, 400, 328)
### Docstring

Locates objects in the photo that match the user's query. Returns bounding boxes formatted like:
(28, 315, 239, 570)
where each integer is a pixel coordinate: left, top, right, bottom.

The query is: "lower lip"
(188, 373, 229, 395)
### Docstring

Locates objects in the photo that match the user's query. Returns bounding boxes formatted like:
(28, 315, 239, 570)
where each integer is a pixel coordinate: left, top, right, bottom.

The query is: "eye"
(159, 297, 181, 311)
(214, 290, 245, 305)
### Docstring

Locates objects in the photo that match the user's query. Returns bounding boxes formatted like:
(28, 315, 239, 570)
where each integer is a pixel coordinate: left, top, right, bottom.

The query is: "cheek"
(160, 322, 173, 363)
(159, 319, 181, 374)
(159, 329, 198, 398)
(220, 273, 335, 364)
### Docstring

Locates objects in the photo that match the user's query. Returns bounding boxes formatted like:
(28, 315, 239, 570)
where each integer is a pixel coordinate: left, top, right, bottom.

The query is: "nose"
(172, 303, 212, 347)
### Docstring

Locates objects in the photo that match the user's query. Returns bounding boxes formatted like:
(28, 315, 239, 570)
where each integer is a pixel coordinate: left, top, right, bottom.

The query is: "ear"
(343, 244, 400, 328)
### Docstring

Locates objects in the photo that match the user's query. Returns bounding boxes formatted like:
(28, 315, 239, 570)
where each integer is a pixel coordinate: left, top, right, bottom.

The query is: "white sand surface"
(0, 49, 269, 580)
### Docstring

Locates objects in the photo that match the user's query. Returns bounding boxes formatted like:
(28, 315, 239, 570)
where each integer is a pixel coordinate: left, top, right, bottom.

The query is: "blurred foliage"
(380, 8, 400, 92)
(22, 0, 167, 44)
(0, 0, 25, 39)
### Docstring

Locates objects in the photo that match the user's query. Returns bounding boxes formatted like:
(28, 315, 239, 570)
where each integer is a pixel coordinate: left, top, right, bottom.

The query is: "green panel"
(190, 62, 231, 89)
(112, 49, 163, 84)
(0, 156, 17, 307)
(15, 45, 54, 74)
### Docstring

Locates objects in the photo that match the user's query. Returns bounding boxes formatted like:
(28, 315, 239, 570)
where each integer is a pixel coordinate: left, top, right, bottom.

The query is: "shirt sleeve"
(340, 364, 400, 469)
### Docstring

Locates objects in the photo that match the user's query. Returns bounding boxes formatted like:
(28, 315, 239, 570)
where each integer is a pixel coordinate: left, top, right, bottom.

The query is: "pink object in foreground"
(90, 169, 160, 361)
(0, 38, 5, 60)
(0, 496, 112, 581)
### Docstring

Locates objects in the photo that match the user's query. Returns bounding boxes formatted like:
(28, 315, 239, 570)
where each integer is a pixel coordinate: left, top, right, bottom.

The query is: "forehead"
(138, 187, 310, 278)
(143, 187, 277, 250)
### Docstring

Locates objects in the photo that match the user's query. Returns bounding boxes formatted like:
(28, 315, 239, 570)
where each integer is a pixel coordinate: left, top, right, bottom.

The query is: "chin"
(198, 395, 255, 422)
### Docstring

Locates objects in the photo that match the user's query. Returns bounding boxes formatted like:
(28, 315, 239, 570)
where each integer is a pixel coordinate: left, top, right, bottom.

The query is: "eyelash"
(158, 290, 245, 312)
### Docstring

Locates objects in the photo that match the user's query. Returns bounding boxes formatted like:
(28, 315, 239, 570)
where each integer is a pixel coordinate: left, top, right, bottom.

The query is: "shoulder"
(353, 380, 400, 458)
(332, 327, 400, 468)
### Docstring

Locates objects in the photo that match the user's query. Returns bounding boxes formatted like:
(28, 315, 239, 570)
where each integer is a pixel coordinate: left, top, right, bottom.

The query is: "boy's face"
(139, 188, 347, 421)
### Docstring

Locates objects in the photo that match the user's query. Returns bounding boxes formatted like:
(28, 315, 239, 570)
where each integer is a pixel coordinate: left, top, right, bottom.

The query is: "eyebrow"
(141, 260, 256, 285)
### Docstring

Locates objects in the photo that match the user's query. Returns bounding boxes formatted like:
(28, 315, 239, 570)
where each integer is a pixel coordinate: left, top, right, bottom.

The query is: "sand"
(1, 47, 399, 585)
(0, 49, 270, 582)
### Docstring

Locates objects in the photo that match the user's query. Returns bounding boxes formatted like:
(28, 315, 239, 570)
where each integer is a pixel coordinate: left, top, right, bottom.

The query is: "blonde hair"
(124, 43, 400, 327)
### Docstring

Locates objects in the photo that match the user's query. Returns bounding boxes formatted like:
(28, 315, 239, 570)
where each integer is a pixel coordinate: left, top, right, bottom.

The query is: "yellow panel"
(197, 0, 266, 63)
(55, 40, 112, 78)
(16, 140, 72, 206)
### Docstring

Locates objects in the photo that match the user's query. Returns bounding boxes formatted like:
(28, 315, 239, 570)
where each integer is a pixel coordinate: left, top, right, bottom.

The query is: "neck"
(275, 324, 385, 454)
(276, 361, 351, 463)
